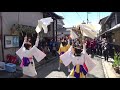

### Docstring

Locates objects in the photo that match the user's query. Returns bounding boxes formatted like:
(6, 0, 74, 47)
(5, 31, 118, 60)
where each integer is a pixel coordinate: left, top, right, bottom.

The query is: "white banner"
(35, 17, 53, 33)
(79, 24, 99, 39)
(70, 30, 78, 39)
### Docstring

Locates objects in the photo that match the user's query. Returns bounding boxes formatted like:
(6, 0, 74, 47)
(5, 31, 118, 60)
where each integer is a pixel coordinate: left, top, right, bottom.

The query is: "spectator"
(86, 38, 91, 55)
(52, 41, 57, 56)
(102, 41, 109, 61)
(49, 39, 53, 52)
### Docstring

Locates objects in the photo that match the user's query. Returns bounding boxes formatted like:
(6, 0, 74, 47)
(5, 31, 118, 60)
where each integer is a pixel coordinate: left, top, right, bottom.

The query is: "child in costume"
(16, 33, 46, 78)
(58, 38, 71, 72)
(60, 40, 96, 78)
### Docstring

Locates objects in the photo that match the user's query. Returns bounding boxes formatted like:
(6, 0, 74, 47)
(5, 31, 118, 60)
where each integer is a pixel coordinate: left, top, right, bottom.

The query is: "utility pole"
(87, 12, 89, 24)
(56, 19, 57, 42)
(0, 12, 4, 61)
(53, 18, 55, 42)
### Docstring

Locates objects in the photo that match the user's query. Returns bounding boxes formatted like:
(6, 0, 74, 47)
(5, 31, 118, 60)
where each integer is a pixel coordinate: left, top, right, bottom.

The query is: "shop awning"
(108, 23, 120, 32)
(98, 23, 120, 36)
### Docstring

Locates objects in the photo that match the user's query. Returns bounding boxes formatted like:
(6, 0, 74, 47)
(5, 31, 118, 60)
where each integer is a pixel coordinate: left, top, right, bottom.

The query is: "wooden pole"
(53, 20, 55, 42)
(56, 19, 57, 42)
(87, 12, 88, 24)
(0, 13, 4, 61)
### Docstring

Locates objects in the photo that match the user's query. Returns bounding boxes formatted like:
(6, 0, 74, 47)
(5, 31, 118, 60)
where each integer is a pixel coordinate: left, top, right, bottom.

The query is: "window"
(111, 19, 116, 28)
(4, 35, 19, 48)
(106, 24, 109, 30)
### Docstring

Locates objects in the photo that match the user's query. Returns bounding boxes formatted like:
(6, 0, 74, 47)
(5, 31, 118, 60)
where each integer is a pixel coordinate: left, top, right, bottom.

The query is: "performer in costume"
(16, 33, 46, 78)
(60, 40, 96, 78)
(65, 37, 71, 71)
(58, 38, 71, 72)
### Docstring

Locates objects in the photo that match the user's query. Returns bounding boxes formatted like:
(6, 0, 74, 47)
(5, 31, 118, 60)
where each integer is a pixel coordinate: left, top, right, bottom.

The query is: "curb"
(107, 61, 120, 78)
(101, 59, 109, 78)
(101, 57, 120, 78)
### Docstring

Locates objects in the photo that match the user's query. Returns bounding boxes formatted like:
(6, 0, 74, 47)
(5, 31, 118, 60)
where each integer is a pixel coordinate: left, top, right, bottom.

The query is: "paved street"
(36, 56, 105, 78)
(0, 56, 105, 78)
(36, 57, 70, 78)
(86, 56, 105, 78)
(1, 12, 120, 79)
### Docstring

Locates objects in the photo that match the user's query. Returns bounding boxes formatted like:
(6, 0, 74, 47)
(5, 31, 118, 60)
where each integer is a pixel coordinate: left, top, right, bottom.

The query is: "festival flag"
(70, 29, 78, 39)
(35, 17, 53, 33)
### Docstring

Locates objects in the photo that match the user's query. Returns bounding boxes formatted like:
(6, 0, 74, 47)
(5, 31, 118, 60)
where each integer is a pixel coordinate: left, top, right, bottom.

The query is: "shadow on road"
(36, 57, 71, 78)
(36, 56, 104, 78)
(86, 73, 99, 78)
(0, 70, 23, 78)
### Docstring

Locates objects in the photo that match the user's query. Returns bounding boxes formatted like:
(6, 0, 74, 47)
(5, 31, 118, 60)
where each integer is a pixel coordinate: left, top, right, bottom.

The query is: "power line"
(87, 12, 92, 24)
(75, 12, 83, 21)
(99, 12, 100, 20)
(97, 12, 100, 23)
(61, 12, 74, 27)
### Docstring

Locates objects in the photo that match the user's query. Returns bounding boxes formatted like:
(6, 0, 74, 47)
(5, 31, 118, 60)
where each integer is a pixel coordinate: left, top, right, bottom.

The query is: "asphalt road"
(36, 56, 105, 78)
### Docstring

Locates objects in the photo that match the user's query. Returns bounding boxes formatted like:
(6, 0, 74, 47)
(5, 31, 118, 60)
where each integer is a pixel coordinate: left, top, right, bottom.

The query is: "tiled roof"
(99, 16, 109, 24)
(43, 12, 64, 19)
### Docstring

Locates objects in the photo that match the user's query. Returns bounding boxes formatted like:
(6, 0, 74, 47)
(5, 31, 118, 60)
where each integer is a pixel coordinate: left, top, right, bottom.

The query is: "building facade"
(0, 12, 64, 61)
(99, 12, 120, 46)
(0, 12, 43, 61)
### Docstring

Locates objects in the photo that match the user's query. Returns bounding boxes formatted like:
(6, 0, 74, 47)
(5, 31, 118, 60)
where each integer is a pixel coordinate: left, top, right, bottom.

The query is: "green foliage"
(14, 24, 36, 34)
(113, 51, 120, 67)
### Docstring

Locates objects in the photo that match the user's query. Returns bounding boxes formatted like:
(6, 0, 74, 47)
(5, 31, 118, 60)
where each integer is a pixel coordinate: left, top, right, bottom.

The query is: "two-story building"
(57, 19, 70, 38)
(0, 12, 63, 61)
(99, 12, 120, 46)
(99, 16, 109, 35)
(43, 12, 64, 42)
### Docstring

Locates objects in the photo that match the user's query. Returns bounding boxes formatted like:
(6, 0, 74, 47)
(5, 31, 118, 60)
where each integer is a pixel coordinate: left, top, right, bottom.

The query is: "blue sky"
(55, 12, 111, 28)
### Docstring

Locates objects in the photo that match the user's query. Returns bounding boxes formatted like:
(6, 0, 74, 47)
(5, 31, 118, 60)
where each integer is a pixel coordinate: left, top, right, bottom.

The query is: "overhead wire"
(61, 12, 74, 27)
(75, 12, 83, 22)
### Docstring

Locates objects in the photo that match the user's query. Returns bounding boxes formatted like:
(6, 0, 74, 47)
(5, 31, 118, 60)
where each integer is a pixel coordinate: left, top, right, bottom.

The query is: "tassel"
(76, 64, 80, 73)
(69, 68, 74, 77)
(80, 72, 85, 78)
